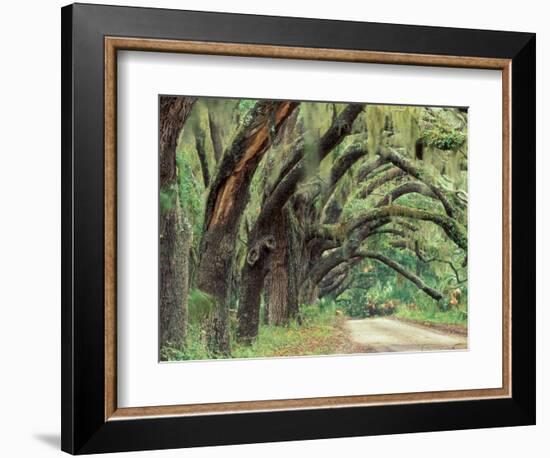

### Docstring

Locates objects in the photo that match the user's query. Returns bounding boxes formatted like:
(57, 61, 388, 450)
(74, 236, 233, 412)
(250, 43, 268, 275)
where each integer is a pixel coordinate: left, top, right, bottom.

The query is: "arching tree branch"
(357, 167, 405, 199)
(414, 241, 467, 284)
(381, 148, 455, 217)
(358, 251, 443, 301)
(261, 103, 365, 223)
(345, 205, 467, 250)
(376, 181, 438, 207)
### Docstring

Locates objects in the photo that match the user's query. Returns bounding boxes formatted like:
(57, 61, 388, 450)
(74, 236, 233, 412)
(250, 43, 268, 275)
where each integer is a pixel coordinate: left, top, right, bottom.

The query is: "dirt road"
(346, 317, 467, 353)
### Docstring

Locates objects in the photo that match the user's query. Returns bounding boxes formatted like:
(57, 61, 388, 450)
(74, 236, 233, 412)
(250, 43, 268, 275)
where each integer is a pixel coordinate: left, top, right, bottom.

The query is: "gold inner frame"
(104, 36, 512, 421)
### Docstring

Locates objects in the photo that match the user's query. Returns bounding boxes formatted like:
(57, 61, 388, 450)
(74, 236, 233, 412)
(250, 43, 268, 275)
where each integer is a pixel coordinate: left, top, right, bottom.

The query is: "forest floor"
(163, 309, 467, 361)
(231, 313, 364, 359)
(346, 317, 467, 353)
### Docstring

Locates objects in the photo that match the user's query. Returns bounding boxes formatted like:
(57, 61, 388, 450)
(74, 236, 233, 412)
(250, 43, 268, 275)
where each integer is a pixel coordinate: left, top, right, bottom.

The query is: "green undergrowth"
(160, 304, 354, 362)
(394, 303, 467, 326)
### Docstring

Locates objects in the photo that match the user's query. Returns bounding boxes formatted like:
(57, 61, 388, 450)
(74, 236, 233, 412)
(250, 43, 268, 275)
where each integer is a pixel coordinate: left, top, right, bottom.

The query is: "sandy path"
(346, 317, 467, 353)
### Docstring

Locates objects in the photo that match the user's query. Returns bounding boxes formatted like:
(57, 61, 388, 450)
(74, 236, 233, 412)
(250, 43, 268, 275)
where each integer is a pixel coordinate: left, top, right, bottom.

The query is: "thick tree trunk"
(197, 100, 298, 355)
(159, 195, 191, 349)
(159, 96, 196, 350)
(237, 104, 364, 342)
(264, 210, 290, 325)
(237, 235, 276, 342)
(286, 212, 301, 321)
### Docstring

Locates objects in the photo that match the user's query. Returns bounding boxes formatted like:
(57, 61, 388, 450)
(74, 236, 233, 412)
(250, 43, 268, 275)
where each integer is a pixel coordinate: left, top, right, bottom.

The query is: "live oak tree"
(237, 103, 365, 341)
(196, 100, 298, 355)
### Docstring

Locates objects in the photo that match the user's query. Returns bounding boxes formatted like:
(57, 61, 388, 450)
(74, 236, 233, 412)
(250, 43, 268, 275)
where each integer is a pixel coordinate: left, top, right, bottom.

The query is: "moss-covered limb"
(236, 103, 366, 321)
(375, 181, 439, 207)
(306, 239, 362, 288)
(319, 181, 444, 246)
(321, 143, 369, 204)
(381, 147, 455, 217)
(355, 156, 388, 182)
(197, 100, 299, 355)
(272, 103, 301, 148)
(261, 104, 365, 224)
(319, 269, 348, 294)
(345, 205, 467, 251)
(395, 219, 419, 232)
(305, 218, 390, 292)
(264, 137, 305, 201)
(320, 155, 392, 227)
(320, 152, 386, 223)
(319, 260, 356, 288)
(358, 251, 443, 301)
(319, 104, 365, 154)
(357, 167, 406, 200)
(318, 256, 363, 299)
(159, 96, 197, 188)
(367, 227, 407, 238)
(203, 100, 299, 230)
(319, 272, 353, 299)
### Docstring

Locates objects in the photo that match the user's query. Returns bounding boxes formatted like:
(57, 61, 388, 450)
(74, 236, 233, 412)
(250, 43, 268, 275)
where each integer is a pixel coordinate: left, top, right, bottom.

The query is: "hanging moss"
(390, 106, 421, 157)
(366, 105, 386, 155)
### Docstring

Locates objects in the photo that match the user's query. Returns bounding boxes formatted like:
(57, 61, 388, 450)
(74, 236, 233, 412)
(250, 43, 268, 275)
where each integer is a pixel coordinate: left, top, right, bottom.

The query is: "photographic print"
(159, 96, 468, 361)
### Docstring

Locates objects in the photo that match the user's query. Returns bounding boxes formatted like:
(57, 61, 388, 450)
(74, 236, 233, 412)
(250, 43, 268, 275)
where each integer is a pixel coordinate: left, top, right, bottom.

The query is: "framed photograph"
(61, 3, 536, 454)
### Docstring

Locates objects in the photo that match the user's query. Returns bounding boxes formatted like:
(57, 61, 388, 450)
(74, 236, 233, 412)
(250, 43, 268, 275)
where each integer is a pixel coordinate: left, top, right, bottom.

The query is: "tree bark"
(237, 235, 276, 342)
(159, 195, 191, 350)
(236, 104, 364, 342)
(194, 127, 210, 188)
(197, 100, 298, 355)
(381, 148, 455, 217)
(264, 212, 289, 324)
(345, 205, 467, 251)
(159, 96, 196, 351)
(356, 167, 405, 199)
(208, 108, 223, 163)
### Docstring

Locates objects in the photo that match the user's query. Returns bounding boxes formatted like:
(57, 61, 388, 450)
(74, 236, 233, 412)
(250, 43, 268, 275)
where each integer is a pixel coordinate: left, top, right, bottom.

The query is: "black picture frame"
(61, 3, 536, 454)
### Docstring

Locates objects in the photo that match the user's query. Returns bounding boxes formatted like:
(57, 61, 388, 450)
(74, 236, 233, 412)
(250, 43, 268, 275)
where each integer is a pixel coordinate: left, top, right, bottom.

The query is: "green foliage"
(337, 290, 370, 318)
(187, 288, 215, 325)
(422, 129, 466, 151)
(231, 304, 347, 359)
(159, 185, 177, 213)
(420, 109, 467, 151)
(395, 303, 467, 326)
(160, 324, 212, 361)
(176, 155, 204, 241)
(162, 304, 350, 361)
(237, 99, 256, 114)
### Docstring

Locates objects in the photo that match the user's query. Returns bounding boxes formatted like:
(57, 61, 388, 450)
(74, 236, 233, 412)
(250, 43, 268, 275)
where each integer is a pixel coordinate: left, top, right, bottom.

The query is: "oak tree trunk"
(159, 195, 191, 349)
(237, 104, 365, 342)
(159, 96, 196, 351)
(264, 210, 290, 325)
(197, 101, 298, 355)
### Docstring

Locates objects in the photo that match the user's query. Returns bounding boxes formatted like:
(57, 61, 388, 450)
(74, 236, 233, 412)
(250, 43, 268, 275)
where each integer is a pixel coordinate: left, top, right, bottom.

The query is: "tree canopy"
(160, 96, 468, 358)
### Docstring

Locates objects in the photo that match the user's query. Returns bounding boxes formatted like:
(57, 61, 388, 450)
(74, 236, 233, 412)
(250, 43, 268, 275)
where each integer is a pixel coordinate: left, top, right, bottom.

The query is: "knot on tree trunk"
(246, 235, 276, 266)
